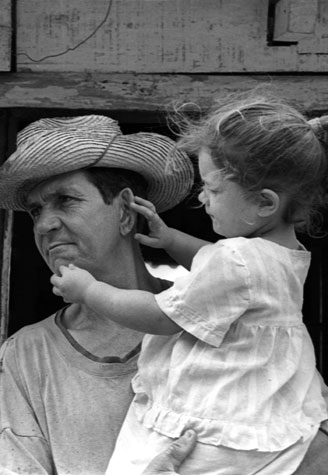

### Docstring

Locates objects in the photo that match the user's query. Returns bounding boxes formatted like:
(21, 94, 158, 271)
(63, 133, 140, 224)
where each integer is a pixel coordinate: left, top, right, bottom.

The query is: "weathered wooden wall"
(0, 0, 12, 71)
(0, 0, 326, 112)
(15, 0, 328, 73)
(1, 73, 328, 112)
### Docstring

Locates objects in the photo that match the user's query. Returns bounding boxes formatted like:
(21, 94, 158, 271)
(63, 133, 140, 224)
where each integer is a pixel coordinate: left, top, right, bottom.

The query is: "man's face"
(25, 170, 123, 278)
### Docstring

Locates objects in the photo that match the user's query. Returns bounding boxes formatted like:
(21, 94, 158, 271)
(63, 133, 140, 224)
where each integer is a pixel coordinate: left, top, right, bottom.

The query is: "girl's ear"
(118, 188, 137, 235)
(257, 189, 280, 217)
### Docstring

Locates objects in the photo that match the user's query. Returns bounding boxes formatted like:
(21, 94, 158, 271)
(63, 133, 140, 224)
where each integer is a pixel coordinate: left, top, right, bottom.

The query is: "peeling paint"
(4, 86, 79, 104)
(1, 74, 328, 112)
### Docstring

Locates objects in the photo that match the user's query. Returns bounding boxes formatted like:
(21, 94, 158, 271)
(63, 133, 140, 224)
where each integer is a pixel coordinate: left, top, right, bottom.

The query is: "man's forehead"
(25, 171, 89, 204)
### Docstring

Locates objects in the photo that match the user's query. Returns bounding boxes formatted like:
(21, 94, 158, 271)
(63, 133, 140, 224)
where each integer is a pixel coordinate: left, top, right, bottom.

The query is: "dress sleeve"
(0, 338, 55, 474)
(155, 242, 251, 347)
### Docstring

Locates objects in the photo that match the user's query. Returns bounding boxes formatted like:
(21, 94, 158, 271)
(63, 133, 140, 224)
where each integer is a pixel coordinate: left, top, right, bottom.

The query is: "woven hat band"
(85, 134, 119, 169)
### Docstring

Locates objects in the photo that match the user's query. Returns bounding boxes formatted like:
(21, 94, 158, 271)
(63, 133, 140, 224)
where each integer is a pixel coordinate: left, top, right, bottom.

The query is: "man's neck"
(59, 257, 170, 358)
(60, 303, 144, 358)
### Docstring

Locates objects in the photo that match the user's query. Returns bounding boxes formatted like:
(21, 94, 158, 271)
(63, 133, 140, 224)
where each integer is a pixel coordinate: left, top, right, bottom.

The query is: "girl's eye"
(30, 207, 41, 219)
(203, 184, 220, 195)
(208, 188, 220, 195)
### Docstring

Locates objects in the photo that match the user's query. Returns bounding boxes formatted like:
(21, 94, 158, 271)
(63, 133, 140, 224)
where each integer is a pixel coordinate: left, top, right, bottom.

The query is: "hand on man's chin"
(51, 258, 72, 276)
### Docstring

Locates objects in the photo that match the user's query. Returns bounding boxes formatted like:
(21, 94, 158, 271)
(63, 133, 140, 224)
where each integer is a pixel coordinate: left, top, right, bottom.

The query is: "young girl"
(51, 92, 328, 475)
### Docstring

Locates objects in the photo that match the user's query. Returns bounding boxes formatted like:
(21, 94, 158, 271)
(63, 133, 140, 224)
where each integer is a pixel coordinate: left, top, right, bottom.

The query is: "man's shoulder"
(11, 312, 57, 339)
(0, 311, 60, 358)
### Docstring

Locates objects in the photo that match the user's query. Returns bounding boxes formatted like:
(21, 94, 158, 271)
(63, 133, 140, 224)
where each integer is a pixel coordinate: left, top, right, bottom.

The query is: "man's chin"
(51, 258, 73, 276)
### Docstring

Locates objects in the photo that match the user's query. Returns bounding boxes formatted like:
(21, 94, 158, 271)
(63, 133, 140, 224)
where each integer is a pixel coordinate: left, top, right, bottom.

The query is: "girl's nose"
(198, 189, 207, 205)
(34, 210, 61, 235)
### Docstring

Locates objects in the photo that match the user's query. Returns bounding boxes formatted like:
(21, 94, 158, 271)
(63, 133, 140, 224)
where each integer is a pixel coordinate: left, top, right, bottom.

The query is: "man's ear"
(257, 189, 280, 217)
(118, 188, 137, 235)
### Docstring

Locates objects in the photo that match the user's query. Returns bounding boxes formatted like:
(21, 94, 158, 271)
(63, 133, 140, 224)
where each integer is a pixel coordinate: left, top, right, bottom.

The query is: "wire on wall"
(17, 0, 113, 63)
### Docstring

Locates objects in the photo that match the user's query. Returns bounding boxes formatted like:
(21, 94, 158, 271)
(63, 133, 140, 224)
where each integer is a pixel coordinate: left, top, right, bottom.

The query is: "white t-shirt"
(0, 309, 139, 475)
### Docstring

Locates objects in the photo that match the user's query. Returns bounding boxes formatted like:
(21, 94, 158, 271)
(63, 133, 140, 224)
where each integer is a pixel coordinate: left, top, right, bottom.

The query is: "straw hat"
(0, 115, 194, 213)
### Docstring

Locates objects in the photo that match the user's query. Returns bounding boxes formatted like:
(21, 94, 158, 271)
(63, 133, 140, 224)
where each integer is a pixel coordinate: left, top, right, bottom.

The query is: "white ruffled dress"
(106, 237, 328, 475)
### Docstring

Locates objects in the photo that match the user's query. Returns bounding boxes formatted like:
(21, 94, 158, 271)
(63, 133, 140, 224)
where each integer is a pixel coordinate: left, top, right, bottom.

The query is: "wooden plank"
(0, 210, 13, 346)
(274, 0, 318, 42)
(0, 111, 11, 345)
(1, 73, 328, 113)
(0, 0, 12, 71)
(15, 0, 328, 73)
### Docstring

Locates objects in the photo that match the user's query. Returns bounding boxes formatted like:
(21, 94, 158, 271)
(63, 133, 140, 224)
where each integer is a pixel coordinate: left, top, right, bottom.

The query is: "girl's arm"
(85, 280, 180, 334)
(51, 265, 180, 335)
(131, 197, 209, 270)
(157, 228, 209, 270)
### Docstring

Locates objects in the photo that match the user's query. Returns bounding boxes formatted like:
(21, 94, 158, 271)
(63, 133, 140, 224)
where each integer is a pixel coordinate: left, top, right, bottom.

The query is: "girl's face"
(198, 148, 260, 238)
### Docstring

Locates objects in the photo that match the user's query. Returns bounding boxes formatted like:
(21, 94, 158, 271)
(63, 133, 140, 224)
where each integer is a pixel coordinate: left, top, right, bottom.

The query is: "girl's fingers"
(133, 197, 157, 213)
(134, 233, 160, 248)
(130, 202, 157, 220)
(133, 196, 155, 208)
(50, 274, 60, 286)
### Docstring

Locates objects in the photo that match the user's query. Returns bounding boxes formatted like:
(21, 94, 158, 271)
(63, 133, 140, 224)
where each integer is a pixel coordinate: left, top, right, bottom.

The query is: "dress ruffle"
(132, 378, 326, 452)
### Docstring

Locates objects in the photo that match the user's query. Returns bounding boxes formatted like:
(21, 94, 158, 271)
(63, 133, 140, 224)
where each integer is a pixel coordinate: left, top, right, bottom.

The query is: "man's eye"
(59, 195, 74, 204)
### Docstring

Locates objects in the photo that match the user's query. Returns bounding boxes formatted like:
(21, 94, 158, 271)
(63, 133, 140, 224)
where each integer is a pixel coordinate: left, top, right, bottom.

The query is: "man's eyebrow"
(24, 188, 70, 209)
(26, 186, 85, 204)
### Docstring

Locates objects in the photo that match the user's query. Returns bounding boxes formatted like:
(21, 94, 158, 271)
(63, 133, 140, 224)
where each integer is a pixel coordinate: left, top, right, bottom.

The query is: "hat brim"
(0, 116, 194, 213)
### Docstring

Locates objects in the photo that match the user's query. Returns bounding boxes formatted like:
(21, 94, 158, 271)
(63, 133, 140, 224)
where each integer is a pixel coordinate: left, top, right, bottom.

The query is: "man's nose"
(34, 210, 61, 234)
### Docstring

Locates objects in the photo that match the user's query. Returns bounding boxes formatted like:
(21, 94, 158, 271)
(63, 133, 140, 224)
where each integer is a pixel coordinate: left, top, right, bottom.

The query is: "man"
(0, 114, 194, 474)
(0, 114, 326, 475)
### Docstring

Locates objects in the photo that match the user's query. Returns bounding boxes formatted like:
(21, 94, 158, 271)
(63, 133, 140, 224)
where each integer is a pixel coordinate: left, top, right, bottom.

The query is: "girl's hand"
(50, 264, 96, 304)
(131, 196, 173, 249)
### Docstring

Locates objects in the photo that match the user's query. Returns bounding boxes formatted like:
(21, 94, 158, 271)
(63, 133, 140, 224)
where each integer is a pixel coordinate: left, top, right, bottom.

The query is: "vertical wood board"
(0, 210, 13, 346)
(0, 0, 12, 71)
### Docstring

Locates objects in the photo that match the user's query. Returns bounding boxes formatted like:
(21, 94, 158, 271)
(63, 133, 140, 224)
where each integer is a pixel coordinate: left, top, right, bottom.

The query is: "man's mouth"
(49, 242, 67, 250)
(47, 242, 73, 255)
